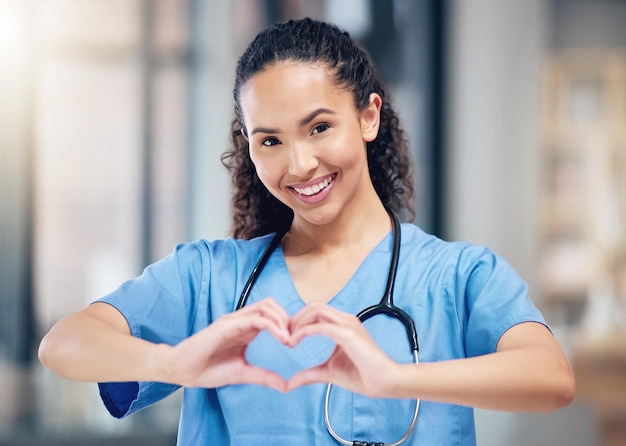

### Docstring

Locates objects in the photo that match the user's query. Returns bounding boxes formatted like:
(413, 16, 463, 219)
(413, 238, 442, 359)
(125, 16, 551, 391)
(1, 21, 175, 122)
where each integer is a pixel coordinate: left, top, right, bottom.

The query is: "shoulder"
(399, 224, 520, 288)
(166, 234, 277, 276)
(400, 223, 492, 268)
(169, 234, 275, 261)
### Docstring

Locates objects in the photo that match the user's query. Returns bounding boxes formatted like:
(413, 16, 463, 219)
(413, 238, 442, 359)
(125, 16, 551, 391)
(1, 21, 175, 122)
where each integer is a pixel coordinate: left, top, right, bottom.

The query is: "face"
(239, 61, 382, 228)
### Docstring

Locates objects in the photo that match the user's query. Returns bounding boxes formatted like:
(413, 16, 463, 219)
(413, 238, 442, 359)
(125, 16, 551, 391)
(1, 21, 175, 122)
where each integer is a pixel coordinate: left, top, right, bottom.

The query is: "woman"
(39, 18, 574, 445)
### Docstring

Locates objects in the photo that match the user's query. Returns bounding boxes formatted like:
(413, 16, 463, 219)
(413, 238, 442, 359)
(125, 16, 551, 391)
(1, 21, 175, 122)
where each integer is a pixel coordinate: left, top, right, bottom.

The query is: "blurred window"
(32, 0, 190, 438)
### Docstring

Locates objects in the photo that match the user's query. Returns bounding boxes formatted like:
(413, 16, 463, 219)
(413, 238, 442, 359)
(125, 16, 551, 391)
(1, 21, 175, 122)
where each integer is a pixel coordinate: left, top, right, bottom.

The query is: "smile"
(291, 174, 336, 196)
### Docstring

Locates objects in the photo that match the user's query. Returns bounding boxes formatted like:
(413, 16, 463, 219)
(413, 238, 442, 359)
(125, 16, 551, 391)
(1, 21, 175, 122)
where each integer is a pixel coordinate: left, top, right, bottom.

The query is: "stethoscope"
(236, 208, 420, 446)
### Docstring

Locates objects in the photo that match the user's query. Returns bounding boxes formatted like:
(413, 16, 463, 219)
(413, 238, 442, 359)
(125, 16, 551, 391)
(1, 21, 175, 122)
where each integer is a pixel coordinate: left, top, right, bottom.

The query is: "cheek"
(250, 153, 280, 188)
(332, 132, 368, 171)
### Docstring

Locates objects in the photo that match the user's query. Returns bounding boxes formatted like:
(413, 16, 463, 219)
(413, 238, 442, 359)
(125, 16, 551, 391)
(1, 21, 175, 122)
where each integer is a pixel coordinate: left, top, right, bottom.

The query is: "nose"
(288, 141, 319, 177)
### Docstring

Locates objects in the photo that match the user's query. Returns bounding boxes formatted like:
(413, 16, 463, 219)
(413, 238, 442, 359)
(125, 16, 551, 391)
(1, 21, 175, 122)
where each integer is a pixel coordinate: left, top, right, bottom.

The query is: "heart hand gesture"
(164, 299, 399, 398)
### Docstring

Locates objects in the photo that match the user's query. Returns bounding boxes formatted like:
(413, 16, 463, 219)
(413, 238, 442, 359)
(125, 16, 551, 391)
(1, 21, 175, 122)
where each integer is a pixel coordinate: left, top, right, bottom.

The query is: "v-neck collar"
(242, 225, 400, 366)
(270, 227, 395, 314)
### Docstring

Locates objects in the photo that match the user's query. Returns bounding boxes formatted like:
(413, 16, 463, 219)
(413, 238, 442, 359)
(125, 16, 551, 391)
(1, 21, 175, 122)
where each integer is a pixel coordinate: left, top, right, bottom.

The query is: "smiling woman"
(38, 15, 574, 446)
(240, 62, 382, 221)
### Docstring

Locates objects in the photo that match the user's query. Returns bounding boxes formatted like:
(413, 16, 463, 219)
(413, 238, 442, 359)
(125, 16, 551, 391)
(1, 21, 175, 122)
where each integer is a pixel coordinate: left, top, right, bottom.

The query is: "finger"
(225, 314, 290, 346)
(218, 302, 291, 344)
(287, 364, 331, 391)
(237, 298, 291, 341)
(290, 302, 349, 327)
(288, 310, 362, 347)
(235, 365, 289, 393)
(289, 317, 392, 380)
(290, 303, 353, 331)
(238, 297, 291, 328)
(287, 320, 348, 347)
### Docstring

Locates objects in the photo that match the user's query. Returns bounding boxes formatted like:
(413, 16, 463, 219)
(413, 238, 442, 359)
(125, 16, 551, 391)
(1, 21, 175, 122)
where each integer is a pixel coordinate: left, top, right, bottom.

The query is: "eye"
(261, 137, 281, 147)
(311, 123, 330, 136)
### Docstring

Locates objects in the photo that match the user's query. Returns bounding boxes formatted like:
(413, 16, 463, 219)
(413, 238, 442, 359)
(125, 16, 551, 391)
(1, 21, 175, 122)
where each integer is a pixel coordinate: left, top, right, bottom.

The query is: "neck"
(283, 201, 392, 256)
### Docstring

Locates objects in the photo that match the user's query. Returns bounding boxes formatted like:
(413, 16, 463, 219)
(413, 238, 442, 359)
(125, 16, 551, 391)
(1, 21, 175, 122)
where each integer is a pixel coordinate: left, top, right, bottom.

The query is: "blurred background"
(1, 0, 625, 444)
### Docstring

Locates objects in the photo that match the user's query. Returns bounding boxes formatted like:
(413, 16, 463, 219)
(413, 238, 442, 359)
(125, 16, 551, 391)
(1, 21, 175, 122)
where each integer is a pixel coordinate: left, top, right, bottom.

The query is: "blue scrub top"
(97, 224, 546, 445)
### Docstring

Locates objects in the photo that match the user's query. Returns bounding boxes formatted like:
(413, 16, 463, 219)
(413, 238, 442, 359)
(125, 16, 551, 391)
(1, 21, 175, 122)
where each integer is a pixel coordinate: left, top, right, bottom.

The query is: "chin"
(292, 205, 342, 227)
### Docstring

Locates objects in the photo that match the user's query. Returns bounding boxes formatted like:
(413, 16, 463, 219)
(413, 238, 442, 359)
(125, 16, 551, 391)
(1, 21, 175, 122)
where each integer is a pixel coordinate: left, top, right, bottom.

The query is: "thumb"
(287, 364, 330, 391)
(237, 365, 289, 393)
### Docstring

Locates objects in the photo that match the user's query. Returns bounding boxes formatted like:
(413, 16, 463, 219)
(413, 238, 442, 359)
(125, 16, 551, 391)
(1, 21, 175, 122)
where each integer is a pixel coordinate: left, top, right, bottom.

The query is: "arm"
(38, 302, 168, 383)
(287, 304, 575, 412)
(39, 299, 292, 392)
(392, 321, 575, 412)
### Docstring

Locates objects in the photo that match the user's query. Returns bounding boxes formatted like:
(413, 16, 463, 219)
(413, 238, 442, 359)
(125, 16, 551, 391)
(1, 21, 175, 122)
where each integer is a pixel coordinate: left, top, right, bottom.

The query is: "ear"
(360, 93, 382, 142)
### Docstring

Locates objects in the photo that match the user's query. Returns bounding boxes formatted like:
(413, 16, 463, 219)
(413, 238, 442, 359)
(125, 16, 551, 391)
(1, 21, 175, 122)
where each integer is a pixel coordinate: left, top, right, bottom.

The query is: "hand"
(162, 298, 291, 392)
(286, 303, 401, 398)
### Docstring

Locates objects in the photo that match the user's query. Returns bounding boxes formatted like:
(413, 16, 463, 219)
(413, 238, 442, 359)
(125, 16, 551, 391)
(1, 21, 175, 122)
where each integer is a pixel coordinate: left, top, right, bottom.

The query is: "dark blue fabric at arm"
(98, 382, 139, 419)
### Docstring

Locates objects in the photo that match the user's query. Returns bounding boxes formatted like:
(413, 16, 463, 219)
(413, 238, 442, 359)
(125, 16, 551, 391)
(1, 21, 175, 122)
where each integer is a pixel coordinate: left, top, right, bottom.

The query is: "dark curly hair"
(221, 17, 415, 239)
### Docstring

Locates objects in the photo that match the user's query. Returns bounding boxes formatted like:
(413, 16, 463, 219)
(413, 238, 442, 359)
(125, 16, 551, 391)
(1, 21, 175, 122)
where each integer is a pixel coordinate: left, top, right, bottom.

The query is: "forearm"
(393, 345, 575, 412)
(39, 298, 293, 392)
(38, 311, 170, 383)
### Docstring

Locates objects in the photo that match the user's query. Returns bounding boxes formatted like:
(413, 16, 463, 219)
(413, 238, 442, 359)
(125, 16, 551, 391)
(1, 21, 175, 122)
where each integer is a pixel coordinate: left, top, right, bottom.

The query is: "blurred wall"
(187, 0, 233, 241)
(447, 0, 544, 288)
(446, 1, 604, 445)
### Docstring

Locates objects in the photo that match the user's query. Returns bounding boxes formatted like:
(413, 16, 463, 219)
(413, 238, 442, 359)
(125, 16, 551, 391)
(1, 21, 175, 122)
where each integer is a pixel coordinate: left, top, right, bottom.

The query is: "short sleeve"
(457, 247, 546, 358)
(95, 242, 206, 418)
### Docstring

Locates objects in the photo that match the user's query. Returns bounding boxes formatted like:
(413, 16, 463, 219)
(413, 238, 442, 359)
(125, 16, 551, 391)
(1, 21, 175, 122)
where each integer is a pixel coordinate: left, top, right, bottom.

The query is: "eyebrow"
(249, 108, 336, 136)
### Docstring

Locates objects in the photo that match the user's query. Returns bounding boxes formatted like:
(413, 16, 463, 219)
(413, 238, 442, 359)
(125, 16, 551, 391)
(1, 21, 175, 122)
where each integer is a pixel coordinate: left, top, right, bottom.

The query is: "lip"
(288, 173, 337, 204)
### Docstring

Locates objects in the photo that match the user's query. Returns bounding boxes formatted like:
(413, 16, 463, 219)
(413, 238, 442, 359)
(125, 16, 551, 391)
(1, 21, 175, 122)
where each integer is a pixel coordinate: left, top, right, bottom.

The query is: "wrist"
(146, 342, 177, 384)
(386, 362, 423, 400)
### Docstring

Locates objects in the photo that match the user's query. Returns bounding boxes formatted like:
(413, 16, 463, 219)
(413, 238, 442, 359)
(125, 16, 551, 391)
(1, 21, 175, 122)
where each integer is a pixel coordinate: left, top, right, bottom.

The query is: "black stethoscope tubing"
(235, 208, 420, 445)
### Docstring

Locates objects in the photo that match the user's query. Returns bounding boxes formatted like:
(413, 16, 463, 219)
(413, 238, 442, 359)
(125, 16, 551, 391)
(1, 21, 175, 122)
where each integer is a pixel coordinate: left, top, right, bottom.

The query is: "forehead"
(239, 62, 355, 126)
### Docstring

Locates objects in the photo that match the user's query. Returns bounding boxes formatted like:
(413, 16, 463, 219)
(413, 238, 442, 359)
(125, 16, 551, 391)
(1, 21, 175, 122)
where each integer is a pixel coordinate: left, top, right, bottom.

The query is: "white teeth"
(294, 176, 332, 196)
